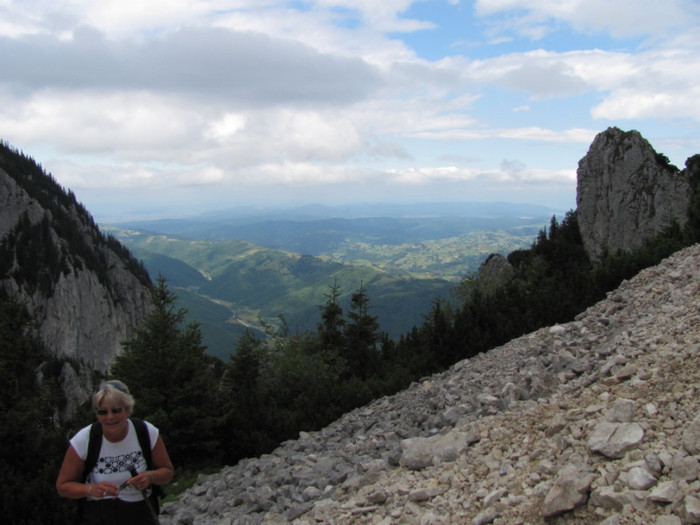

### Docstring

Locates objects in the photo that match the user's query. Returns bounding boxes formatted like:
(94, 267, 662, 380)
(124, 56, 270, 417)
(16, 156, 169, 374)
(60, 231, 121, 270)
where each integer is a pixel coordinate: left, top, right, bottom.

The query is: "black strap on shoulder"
(80, 417, 165, 516)
(82, 422, 103, 482)
(130, 417, 166, 506)
(130, 417, 153, 468)
(82, 418, 152, 481)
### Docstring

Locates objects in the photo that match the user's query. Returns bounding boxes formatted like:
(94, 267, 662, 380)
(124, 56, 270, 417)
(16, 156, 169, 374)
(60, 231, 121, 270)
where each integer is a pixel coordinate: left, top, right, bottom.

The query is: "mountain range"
(106, 206, 554, 359)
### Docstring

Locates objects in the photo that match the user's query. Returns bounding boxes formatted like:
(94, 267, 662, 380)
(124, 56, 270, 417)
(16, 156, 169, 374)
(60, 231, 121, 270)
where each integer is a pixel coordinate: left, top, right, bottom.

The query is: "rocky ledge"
(162, 243, 700, 525)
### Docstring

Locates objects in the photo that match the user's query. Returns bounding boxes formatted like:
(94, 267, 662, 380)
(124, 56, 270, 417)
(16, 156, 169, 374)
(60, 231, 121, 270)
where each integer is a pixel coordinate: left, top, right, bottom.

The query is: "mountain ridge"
(105, 212, 549, 356)
(114, 200, 561, 226)
(0, 142, 152, 374)
(107, 227, 460, 354)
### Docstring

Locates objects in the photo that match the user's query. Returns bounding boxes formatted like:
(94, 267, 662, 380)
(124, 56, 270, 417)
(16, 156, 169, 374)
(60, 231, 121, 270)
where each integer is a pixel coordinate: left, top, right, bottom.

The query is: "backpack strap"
(81, 417, 164, 507)
(130, 417, 153, 467)
(82, 418, 151, 481)
(130, 417, 165, 504)
(82, 422, 103, 482)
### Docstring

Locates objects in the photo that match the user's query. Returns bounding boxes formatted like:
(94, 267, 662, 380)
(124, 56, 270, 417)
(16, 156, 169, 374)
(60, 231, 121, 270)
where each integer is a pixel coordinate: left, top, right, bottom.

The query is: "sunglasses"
(96, 407, 124, 416)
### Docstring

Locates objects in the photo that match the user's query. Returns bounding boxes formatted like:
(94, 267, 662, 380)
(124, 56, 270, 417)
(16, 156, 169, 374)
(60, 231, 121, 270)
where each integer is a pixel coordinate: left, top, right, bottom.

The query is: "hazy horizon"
(97, 197, 570, 224)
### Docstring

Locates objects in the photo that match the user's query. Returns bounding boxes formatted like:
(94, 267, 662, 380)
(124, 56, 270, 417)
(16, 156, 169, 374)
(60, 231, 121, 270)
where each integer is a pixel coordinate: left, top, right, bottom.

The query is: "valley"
(105, 204, 556, 360)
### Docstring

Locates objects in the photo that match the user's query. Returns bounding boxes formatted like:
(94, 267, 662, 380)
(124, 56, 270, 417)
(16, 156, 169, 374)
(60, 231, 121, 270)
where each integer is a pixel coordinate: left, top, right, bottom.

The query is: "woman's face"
(96, 399, 129, 441)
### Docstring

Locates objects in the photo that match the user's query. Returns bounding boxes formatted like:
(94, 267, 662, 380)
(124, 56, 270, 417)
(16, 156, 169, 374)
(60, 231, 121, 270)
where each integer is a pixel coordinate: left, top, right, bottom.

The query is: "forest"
(2, 147, 700, 523)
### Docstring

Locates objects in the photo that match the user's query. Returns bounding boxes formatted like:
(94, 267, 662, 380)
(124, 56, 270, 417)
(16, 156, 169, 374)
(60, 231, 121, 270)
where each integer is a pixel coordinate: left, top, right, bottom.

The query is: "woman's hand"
(90, 481, 119, 498)
(124, 471, 153, 492)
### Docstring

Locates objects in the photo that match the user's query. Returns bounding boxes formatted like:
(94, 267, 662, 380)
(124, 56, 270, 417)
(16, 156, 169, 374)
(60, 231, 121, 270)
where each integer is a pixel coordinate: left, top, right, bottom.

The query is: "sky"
(1, 0, 699, 222)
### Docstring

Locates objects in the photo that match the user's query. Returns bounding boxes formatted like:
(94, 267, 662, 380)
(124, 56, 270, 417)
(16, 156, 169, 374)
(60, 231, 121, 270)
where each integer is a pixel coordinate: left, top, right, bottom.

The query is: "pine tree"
(343, 282, 380, 379)
(112, 276, 219, 466)
(0, 295, 74, 524)
(218, 330, 269, 462)
(317, 279, 345, 352)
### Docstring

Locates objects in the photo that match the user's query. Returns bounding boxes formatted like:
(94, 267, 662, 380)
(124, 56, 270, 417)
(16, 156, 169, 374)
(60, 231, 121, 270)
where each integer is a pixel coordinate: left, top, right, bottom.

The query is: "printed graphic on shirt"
(96, 449, 147, 475)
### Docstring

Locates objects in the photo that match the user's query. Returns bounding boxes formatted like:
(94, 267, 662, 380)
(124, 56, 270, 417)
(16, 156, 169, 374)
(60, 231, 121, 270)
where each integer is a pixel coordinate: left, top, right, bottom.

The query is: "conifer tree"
(317, 279, 345, 352)
(343, 282, 380, 379)
(0, 295, 73, 524)
(218, 330, 269, 461)
(112, 276, 219, 466)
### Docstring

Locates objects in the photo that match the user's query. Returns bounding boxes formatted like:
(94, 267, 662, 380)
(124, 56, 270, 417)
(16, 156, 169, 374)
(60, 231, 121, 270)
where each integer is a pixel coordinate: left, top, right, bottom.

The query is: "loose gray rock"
(542, 465, 595, 518)
(400, 430, 475, 470)
(684, 495, 700, 524)
(649, 480, 680, 504)
(683, 413, 700, 456)
(587, 421, 644, 459)
(619, 466, 657, 490)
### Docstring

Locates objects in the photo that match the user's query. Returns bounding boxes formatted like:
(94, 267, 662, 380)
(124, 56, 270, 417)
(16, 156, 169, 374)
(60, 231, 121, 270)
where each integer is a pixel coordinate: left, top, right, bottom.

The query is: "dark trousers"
(82, 499, 156, 525)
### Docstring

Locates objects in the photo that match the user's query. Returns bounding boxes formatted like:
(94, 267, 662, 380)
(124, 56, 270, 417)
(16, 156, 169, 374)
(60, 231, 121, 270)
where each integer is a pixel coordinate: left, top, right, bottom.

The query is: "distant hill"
(107, 205, 555, 359)
(117, 202, 555, 260)
(119, 201, 559, 226)
(106, 228, 466, 359)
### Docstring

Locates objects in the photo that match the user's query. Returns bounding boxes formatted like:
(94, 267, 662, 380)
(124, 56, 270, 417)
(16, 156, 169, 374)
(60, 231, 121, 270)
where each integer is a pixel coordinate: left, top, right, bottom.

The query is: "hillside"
(161, 242, 700, 525)
(105, 213, 546, 358)
(105, 228, 488, 358)
(116, 206, 552, 278)
(0, 142, 151, 374)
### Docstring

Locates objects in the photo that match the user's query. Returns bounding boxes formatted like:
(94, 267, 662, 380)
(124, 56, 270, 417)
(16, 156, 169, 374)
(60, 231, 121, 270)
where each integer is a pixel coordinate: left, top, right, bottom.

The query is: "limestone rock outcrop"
(161, 242, 700, 525)
(0, 150, 151, 374)
(477, 253, 513, 292)
(576, 127, 691, 262)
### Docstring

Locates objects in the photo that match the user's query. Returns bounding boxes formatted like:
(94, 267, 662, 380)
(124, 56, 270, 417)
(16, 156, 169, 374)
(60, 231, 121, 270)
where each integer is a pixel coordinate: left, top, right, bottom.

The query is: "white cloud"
(0, 26, 382, 106)
(52, 159, 226, 191)
(387, 163, 575, 187)
(463, 49, 630, 98)
(452, 42, 700, 123)
(592, 90, 700, 122)
(205, 113, 247, 142)
(0, 90, 205, 157)
(407, 126, 597, 143)
(0, 0, 697, 219)
(474, 0, 697, 39)
(262, 109, 366, 162)
(50, 160, 159, 190)
(388, 165, 478, 184)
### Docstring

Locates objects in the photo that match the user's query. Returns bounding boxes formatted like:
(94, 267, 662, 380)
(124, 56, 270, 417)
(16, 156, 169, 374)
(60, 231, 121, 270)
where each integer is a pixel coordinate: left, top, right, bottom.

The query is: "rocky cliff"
(0, 144, 151, 381)
(162, 242, 700, 525)
(576, 127, 692, 262)
(477, 253, 513, 288)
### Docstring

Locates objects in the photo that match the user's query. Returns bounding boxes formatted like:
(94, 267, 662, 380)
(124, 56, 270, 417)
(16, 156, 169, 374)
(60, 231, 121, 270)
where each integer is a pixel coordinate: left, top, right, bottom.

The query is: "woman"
(56, 380, 174, 524)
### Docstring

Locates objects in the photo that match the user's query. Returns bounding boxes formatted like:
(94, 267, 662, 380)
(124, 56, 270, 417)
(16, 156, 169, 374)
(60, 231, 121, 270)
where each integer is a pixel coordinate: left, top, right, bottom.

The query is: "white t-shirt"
(71, 419, 159, 502)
